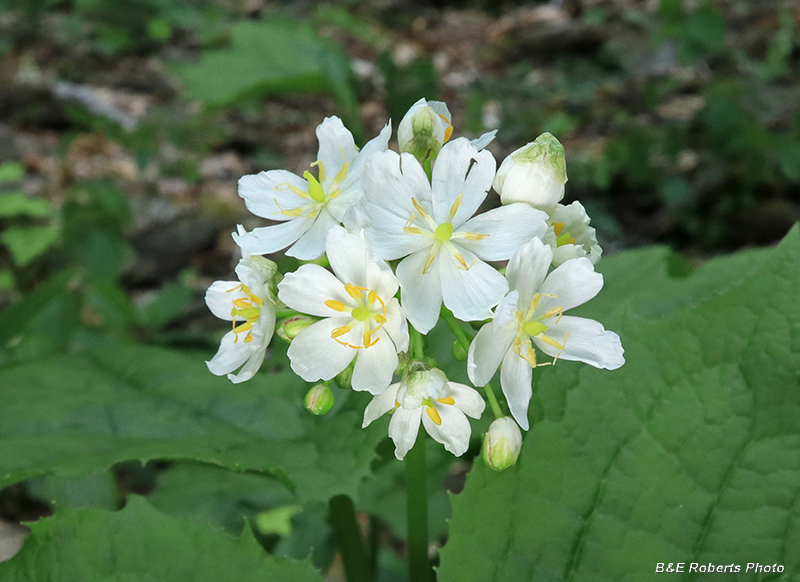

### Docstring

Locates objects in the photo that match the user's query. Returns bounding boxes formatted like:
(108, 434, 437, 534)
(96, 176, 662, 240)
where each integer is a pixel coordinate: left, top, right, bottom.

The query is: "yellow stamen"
(553, 222, 566, 236)
(344, 283, 362, 300)
(537, 334, 566, 351)
(437, 396, 455, 405)
(325, 300, 347, 312)
(447, 193, 463, 222)
(439, 114, 453, 143)
(411, 198, 432, 222)
(426, 406, 442, 425)
(457, 231, 489, 241)
(374, 314, 387, 324)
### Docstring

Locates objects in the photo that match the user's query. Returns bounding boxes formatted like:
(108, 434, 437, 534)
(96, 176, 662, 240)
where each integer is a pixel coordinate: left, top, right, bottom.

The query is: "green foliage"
(170, 19, 362, 140)
(0, 495, 322, 581)
(0, 342, 385, 504)
(438, 226, 800, 581)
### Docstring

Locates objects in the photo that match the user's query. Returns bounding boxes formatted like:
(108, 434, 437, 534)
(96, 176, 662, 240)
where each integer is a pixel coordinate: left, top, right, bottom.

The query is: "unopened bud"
(304, 384, 335, 416)
(398, 98, 453, 164)
(493, 132, 567, 209)
(452, 340, 467, 361)
(335, 363, 354, 390)
(483, 417, 522, 472)
(276, 315, 315, 342)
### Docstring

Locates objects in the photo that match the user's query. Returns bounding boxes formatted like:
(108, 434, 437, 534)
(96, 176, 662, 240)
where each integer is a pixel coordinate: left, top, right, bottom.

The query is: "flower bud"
(335, 363, 354, 390)
(276, 315, 315, 342)
(398, 98, 453, 164)
(452, 340, 467, 362)
(304, 384, 335, 416)
(482, 417, 522, 472)
(493, 132, 567, 209)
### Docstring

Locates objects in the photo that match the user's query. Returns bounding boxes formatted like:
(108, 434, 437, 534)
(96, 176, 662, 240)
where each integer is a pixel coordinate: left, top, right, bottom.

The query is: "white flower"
(234, 116, 391, 260)
(467, 238, 624, 429)
(361, 137, 548, 334)
(277, 226, 409, 394)
(205, 255, 277, 384)
(493, 132, 567, 209)
(542, 201, 602, 266)
(362, 368, 485, 459)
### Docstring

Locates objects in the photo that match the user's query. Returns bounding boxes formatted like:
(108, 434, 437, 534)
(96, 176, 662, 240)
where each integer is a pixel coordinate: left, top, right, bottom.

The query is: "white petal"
(233, 219, 314, 257)
(206, 330, 251, 377)
(389, 407, 422, 460)
(396, 248, 443, 334)
(439, 247, 507, 322)
(362, 151, 433, 260)
(467, 320, 517, 387)
(534, 315, 625, 370)
(455, 204, 548, 261)
(363, 383, 400, 427)
(348, 121, 392, 178)
(326, 226, 370, 286)
(352, 328, 399, 394)
(422, 404, 472, 457)
(205, 281, 243, 321)
(506, 238, 553, 308)
(238, 170, 308, 220)
(227, 346, 267, 384)
(384, 298, 409, 353)
(286, 208, 339, 260)
(493, 289, 520, 328)
(500, 348, 533, 430)
(448, 382, 486, 419)
(431, 138, 496, 226)
(278, 264, 350, 317)
(537, 257, 603, 313)
(287, 318, 357, 381)
(470, 130, 497, 151)
(316, 116, 358, 178)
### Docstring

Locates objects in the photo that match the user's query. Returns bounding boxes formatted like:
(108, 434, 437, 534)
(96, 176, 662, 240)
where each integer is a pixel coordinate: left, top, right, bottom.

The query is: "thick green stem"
(409, 325, 425, 361)
(405, 436, 432, 582)
(329, 495, 373, 582)
(442, 308, 504, 420)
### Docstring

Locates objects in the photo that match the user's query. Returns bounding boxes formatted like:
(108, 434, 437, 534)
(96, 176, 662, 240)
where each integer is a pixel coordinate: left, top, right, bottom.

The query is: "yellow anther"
(437, 396, 455, 405)
(244, 332, 254, 343)
(310, 160, 327, 182)
(411, 198, 432, 222)
(426, 405, 442, 425)
(457, 231, 489, 241)
(439, 114, 453, 143)
(374, 314, 387, 324)
(422, 245, 439, 274)
(453, 251, 469, 270)
(537, 334, 566, 351)
(447, 193, 463, 222)
(553, 222, 566, 236)
(367, 290, 377, 303)
(344, 283, 363, 300)
(273, 197, 307, 218)
(541, 306, 564, 323)
(284, 183, 311, 200)
(325, 300, 347, 312)
(331, 325, 352, 339)
(334, 160, 350, 185)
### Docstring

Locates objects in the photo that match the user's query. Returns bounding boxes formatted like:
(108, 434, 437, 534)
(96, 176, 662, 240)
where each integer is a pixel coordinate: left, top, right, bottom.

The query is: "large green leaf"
(170, 19, 361, 138)
(0, 343, 384, 503)
(0, 495, 321, 581)
(439, 226, 800, 581)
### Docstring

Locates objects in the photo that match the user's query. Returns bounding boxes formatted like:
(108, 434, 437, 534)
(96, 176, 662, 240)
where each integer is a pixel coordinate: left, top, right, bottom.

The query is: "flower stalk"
(405, 436, 432, 582)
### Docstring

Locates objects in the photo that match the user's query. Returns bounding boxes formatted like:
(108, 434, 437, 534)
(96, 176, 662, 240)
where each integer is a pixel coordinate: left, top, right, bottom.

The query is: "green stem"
(329, 495, 373, 582)
(405, 436, 432, 582)
(409, 325, 425, 361)
(442, 308, 504, 420)
(483, 382, 504, 420)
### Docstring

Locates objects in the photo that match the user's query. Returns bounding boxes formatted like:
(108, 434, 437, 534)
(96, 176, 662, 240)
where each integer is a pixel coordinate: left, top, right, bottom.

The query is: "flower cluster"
(204, 97, 624, 467)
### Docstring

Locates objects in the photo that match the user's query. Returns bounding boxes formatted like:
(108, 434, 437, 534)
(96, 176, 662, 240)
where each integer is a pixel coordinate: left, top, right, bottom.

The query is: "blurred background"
(0, 0, 799, 573)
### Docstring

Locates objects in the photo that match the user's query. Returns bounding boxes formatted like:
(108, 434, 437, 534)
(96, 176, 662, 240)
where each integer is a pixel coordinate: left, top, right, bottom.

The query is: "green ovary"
(351, 306, 371, 321)
(523, 320, 548, 337)
(304, 171, 327, 203)
(435, 222, 453, 241)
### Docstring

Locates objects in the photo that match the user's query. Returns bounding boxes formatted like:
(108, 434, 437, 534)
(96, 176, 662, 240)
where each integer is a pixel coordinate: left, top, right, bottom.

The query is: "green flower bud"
(304, 384, 335, 416)
(276, 315, 315, 342)
(398, 98, 453, 164)
(452, 340, 467, 361)
(482, 417, 522, 472)
(335, 362, 354, 390)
